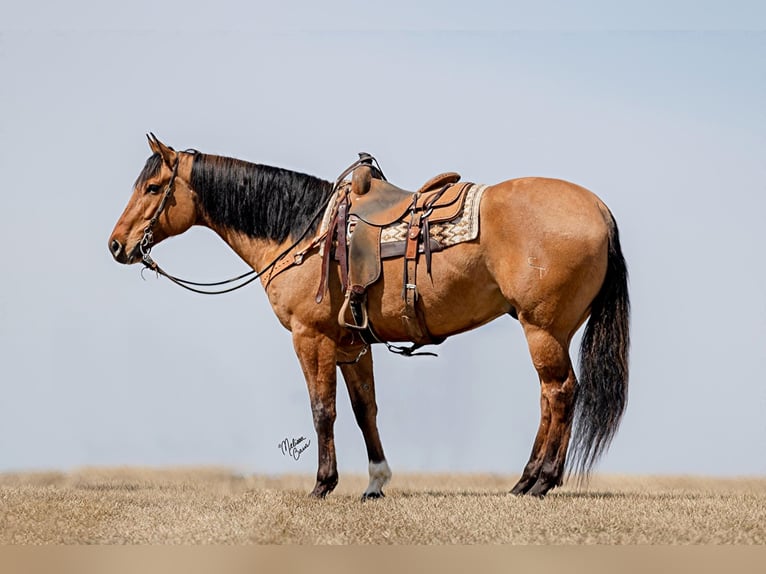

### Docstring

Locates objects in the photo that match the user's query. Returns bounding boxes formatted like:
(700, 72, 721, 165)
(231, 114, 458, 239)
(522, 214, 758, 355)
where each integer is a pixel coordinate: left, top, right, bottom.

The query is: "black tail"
(568, 213, 630, 476)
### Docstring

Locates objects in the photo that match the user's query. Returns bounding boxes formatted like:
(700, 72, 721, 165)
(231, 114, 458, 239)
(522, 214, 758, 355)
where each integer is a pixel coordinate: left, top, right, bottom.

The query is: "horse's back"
(483, 177, 610, 240)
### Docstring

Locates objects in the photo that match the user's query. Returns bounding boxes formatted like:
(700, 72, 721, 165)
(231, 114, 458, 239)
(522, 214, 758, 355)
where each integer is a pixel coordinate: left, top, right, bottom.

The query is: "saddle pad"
(379, 183, 488, 247)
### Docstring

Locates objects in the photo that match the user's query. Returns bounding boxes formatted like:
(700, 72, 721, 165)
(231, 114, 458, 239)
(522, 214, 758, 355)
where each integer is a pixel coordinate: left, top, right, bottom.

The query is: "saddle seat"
(349, 169, 463, 226)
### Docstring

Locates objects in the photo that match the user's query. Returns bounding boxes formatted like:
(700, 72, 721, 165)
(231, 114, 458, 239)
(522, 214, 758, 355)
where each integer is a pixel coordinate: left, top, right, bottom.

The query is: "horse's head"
(109, 134, 198, 264)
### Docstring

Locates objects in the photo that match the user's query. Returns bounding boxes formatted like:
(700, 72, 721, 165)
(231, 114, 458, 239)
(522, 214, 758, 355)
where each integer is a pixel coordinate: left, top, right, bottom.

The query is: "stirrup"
(338, 289, 369, 331)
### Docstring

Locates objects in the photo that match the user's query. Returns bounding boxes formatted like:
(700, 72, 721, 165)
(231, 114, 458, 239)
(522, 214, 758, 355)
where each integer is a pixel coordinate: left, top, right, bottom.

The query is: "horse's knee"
(311, 400, 336, 429)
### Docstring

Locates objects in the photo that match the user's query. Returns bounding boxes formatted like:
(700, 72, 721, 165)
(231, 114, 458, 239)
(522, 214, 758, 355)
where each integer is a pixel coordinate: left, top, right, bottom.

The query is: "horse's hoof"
(527, 479, 554, 498)
(510, 478, 534, 496)
(309, 476, 338, 499)
(361, 491, 385, 502)
(309, 484, 335, 499)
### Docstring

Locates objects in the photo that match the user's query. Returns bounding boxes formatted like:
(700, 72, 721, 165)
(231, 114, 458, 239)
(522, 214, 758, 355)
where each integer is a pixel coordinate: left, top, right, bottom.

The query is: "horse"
(109, 134, 629, 499)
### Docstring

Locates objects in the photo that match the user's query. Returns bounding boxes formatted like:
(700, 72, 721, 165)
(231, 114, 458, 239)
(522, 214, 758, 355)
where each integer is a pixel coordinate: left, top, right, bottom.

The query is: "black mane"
(190, 154, 334, 242)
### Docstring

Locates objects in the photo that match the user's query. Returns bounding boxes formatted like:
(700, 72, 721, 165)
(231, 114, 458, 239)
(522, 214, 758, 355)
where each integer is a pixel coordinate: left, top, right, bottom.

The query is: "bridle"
(139, 155, 180, 270)
(138, 151, 277, 294)
(137, 152, 379, 295)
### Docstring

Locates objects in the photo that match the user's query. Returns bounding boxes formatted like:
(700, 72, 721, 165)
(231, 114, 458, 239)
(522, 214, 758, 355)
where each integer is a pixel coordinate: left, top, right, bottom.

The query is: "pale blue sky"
(1, 2, 764, 478)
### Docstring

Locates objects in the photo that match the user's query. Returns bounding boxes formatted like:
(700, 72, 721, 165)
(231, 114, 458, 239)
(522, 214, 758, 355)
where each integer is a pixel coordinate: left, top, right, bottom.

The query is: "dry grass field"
(1, 468, 764, 544)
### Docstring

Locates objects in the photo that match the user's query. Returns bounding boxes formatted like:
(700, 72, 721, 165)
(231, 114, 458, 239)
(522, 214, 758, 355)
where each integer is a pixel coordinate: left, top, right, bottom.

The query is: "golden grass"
(1, 469, 764, 544)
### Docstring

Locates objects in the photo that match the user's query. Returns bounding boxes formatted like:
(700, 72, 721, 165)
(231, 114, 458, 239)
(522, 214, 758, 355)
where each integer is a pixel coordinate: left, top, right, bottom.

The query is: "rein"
(138, 154, 263, 294)
(139, 153, 380, 295)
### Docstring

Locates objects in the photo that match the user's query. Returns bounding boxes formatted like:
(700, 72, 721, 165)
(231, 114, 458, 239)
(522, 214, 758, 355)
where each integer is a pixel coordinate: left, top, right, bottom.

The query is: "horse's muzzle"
(109, 238, 133, 264)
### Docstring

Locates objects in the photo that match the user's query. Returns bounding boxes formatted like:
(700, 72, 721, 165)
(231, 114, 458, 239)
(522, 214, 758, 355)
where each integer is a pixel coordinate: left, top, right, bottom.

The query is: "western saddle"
(317, 153, 474, 355)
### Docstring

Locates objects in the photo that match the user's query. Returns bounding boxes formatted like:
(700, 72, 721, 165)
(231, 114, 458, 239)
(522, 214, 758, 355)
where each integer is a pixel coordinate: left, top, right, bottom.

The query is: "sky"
(1, 2, 764, 479)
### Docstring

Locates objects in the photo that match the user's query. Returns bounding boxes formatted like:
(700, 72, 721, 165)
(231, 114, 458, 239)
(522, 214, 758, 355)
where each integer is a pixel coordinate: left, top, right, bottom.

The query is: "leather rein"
(138, 153, 379, 295)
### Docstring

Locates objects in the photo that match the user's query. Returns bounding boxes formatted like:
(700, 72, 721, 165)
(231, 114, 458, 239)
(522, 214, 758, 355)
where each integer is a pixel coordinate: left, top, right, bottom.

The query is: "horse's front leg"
(292, 325, 339, 498)
(338, 346, 391, 501)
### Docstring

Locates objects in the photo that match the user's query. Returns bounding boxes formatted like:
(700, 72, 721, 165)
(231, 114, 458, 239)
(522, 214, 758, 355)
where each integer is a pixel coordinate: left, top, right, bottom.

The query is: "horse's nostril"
(110, 238, 123, 256)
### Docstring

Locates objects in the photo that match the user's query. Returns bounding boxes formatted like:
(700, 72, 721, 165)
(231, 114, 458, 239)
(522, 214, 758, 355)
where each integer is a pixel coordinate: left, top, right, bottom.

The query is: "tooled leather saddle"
(316, 153, 474, 355)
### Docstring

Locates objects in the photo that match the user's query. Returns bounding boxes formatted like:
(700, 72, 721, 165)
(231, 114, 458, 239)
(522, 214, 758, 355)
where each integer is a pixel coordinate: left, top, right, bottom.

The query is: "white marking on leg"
(364, 460, 392, 497)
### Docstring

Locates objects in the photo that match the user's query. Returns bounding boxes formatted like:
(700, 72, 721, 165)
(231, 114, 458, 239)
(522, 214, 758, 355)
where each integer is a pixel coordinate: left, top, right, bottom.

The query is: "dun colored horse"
(109, 135, 629, 498)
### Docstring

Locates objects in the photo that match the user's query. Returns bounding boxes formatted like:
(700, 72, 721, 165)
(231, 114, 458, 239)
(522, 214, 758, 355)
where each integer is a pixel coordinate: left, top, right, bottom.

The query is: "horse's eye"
(146, 184, 161, 194)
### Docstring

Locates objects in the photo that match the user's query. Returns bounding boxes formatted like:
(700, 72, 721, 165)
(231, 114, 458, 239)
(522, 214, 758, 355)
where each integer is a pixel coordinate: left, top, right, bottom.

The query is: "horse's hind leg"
(512, 325, 577, 497)
(339, 348, 391, 500)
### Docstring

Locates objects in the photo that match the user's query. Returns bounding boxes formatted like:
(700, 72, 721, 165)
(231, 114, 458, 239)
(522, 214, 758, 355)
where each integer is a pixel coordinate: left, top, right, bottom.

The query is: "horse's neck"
(188, 153, 333, 274)
(200, 218, 286, 273)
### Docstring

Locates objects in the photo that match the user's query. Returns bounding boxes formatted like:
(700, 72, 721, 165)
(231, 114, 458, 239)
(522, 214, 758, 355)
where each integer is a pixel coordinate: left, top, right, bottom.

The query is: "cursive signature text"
(278, 436, 311, 461)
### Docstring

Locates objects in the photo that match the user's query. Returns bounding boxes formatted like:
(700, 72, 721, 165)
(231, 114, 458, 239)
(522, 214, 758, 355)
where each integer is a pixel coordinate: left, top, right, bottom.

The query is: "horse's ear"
(147, 132, 176, 166)
(147, 133, 160, 154)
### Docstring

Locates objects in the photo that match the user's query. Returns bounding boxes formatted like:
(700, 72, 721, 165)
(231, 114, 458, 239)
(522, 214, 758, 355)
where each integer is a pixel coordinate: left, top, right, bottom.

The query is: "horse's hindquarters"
(479, 178, 611, 337)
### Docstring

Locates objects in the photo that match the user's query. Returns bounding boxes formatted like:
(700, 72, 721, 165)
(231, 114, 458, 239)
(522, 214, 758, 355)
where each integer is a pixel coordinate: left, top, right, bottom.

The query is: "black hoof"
(310, 478, 338, 499)
(361, 491, 385, 502)
(527, 479, 555, 498)
(510, 477, 536, 496)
